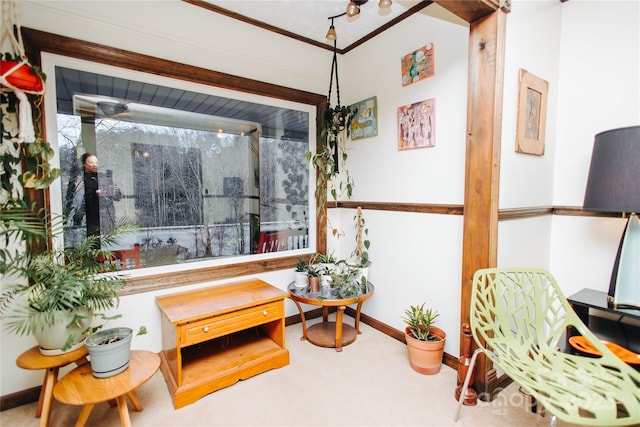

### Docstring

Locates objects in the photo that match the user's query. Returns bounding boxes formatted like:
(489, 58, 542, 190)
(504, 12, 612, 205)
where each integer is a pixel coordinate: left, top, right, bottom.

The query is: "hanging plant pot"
(0, 60, 45, 93)
(86, 327, 133, 378)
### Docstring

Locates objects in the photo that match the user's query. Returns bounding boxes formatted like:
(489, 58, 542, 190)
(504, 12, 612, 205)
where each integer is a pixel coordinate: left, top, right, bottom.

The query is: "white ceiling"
(200, 0, 429, 51)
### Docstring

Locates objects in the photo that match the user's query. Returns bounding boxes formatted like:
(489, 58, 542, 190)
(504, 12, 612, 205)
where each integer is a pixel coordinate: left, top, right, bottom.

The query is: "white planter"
(86, 327, 133, 378)
(294, 271, 308, 288)
(34, 308, 92, 355)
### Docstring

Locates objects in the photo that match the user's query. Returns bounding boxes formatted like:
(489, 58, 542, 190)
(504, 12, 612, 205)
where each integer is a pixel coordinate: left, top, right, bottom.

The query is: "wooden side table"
(16, 345, 88, 427)
(53, 350, 160, 427)
(288, 282, 375, 352)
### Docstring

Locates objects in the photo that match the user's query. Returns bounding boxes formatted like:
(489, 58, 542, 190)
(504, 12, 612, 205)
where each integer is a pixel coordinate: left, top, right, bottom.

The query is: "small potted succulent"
(294, 257, 308, 289)
(306, 265, 321, 293)
(402, 303, 446, 375)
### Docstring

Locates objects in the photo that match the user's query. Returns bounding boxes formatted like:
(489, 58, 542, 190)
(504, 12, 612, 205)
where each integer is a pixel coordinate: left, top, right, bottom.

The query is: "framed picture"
(350, 96, 378, 140)
(397, 98, 435, 150)
(515, 69, 548, 156)
(401, 43, 434, 87)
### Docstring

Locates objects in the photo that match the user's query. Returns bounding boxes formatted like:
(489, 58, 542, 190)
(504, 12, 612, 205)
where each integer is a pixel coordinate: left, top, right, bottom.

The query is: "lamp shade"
(583, 126, 640, 213)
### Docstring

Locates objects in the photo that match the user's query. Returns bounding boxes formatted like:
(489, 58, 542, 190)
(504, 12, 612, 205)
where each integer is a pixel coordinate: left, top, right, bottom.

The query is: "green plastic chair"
(454, 268, 640, 426)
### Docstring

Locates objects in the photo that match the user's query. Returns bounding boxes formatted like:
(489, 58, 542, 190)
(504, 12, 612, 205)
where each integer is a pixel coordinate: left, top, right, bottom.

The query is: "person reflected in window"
(82, 152, 100, 237)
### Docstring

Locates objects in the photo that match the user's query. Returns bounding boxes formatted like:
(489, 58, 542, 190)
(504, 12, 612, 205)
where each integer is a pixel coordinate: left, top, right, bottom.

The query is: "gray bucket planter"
(86, 327, 133, 378)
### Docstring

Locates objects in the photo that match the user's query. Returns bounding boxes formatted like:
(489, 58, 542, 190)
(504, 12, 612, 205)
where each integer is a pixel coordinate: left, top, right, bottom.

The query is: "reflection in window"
(55, 65, 311, 269)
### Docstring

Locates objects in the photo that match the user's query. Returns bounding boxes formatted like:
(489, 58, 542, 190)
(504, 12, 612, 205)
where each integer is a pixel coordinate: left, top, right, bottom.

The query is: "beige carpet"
(1, 315, 578, 427)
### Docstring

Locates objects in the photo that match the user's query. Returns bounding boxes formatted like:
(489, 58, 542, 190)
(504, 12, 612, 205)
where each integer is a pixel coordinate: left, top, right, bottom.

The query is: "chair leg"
(453, 348, 483, 422)
(548, 415, 557, 427)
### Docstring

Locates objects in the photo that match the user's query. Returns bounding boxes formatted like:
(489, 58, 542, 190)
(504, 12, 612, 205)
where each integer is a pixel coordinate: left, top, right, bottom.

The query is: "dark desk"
(567, 288, 640, 353)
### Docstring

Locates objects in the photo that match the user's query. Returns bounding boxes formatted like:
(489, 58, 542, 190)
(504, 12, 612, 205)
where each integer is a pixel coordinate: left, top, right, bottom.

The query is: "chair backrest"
(470, 268, 640, 426)
(109, 243, 141, 270)
(257, 231, 289, 253)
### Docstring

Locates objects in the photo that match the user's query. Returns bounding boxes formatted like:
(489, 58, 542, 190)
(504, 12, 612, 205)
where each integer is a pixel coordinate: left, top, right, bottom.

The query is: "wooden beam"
(460, 8, 507, 399)
(433, 0, 507, 23)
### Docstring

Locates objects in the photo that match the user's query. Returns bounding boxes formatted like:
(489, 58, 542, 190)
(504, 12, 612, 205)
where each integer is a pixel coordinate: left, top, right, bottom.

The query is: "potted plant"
(85, 325, 147, 378)
(0, 205, 138, 354)
(348, 206, 371, 283)
(330, 265, 364, 300)
(403, 303, 446, 375)
(294, 257, 308, 289)
(306, 265, 321, 293)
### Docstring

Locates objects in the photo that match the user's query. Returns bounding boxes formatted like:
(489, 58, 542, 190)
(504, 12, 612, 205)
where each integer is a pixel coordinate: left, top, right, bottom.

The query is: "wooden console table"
(156, 279, 289, 409)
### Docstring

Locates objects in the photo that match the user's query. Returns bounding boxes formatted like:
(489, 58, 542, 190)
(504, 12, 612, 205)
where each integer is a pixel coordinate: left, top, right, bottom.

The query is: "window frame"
(24, 28, 327, 295)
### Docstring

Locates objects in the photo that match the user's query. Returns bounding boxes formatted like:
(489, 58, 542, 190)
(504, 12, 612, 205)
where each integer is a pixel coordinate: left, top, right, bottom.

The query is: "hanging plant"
(307, 39, 357, 228)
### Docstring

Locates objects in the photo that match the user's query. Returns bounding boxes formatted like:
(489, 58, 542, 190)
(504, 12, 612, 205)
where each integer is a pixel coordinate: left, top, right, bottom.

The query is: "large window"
(42, 53, 317, 276)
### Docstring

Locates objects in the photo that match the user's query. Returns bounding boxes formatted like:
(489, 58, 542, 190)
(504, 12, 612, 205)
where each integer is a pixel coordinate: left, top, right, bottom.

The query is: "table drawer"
(181, 301, 282, 346)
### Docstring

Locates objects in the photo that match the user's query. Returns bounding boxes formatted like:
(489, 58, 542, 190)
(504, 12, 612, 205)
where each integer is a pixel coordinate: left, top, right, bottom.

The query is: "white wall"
(333, 5, 469, 357)
(550, 0, 640, 292)
(497, 0, 562, 274)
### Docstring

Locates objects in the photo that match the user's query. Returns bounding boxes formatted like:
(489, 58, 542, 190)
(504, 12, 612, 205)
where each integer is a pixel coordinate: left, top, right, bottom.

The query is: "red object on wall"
(1, 60, 45, 93)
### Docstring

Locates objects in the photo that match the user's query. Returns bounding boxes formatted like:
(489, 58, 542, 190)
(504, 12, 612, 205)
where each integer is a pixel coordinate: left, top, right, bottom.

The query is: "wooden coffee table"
(53, 350, 160, 427)
(288, 282, 374, 351)
(16, 345, 89, 427)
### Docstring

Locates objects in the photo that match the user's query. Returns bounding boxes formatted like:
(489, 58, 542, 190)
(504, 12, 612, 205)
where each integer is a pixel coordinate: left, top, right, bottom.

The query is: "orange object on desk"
(569, 336, 640, 365)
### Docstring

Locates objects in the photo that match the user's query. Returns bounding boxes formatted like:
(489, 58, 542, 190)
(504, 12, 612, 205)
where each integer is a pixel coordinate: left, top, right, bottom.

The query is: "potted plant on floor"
(403, 303, 446, 375)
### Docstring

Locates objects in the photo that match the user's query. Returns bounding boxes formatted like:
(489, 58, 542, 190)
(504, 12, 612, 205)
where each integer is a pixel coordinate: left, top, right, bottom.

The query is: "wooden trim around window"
(21, 27, 326, 295)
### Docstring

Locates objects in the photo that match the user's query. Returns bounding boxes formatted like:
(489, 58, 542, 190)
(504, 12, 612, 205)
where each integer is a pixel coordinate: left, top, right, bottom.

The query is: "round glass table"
(288, 281, 375, 352)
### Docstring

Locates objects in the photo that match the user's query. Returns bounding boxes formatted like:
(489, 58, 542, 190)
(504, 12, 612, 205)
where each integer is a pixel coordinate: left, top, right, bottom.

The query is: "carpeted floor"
(1, 315, 577, 427)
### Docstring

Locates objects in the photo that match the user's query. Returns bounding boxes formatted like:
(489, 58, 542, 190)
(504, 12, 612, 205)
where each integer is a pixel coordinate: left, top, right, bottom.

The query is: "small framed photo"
(397, 98, 435, 150)
(515, 69, 548, 156)
(350, 96, 378, 140)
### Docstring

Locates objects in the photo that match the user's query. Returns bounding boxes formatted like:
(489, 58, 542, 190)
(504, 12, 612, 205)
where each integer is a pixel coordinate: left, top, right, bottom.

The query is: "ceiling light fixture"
(326, 18, 337, 41)
(345, 1, 362, 17)
(326, 0, 392, 41)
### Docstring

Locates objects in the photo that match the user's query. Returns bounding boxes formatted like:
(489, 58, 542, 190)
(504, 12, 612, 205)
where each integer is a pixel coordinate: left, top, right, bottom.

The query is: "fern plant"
(0, 205, 137, 348)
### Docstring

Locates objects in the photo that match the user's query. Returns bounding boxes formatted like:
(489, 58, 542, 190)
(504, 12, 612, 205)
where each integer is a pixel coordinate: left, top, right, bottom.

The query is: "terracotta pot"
(405, 326, 446, 375)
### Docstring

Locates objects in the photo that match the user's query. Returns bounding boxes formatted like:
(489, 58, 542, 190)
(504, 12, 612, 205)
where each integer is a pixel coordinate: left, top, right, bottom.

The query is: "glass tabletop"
(288, 281, 373, 302)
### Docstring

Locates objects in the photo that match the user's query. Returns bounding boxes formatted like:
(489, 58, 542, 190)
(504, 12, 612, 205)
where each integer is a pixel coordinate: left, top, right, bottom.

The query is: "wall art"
(350, 96, 378, 140)
(515, 69, 548, 156)
(401, 43, 434, 87)
(397, 98, 435, 150)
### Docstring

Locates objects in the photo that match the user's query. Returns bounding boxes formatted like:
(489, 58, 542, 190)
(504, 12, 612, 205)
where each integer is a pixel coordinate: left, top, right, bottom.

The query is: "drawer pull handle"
(203, 326, 209, 333)
(263, 310, 268, 316)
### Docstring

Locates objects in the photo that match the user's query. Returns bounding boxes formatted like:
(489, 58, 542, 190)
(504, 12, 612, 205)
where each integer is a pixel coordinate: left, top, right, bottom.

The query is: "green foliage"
(295, 257, 308, 272)
(306, 104, 357, 220)
(0, 202, 138, 340)
(352, 207, 371, 267)
(330, 266, 365, 300)
(306, 265, 320, 277)
(310, 252, 336, 264)
(403, 303, 441, 342)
